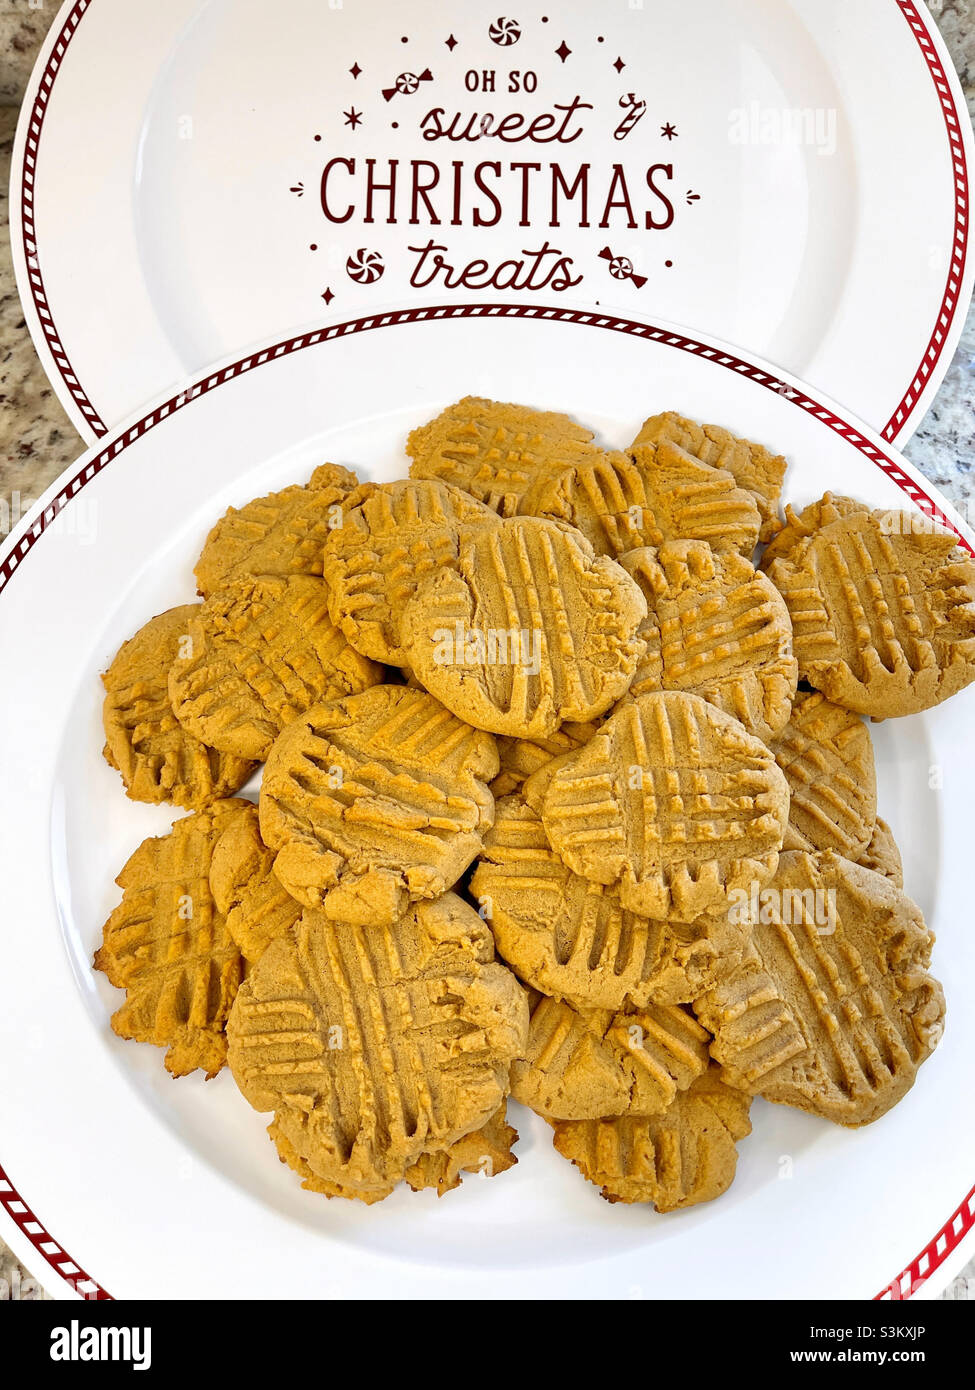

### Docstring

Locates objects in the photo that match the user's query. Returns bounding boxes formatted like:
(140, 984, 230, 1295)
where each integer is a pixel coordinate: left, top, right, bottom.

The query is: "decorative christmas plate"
(0, 306, 972, 1300)
(11, 0, 974, 446)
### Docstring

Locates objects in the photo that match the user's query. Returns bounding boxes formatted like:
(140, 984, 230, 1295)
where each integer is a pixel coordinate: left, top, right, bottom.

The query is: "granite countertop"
(1, 1, 974, 1302)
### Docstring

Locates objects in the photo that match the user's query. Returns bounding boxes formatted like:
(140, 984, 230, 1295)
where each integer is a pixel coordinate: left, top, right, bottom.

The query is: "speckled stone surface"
(0, 1, 973, 1302)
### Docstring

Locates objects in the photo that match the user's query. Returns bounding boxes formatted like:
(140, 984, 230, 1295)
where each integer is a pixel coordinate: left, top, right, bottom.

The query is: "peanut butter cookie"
(534, 441, 763, 558)
(401, 516, 647, 738)
(510, 994, 710, 1120)
(528, 691, 789, 921)
(227, 894, 528, 1203)
(620, 541, 797, 741)
(695, 851, 945, 1126)
(770, 691, 877, 858)
(632, 411, 786, 542)
(95, 799, 252, 1078)
(321, 478, 500, 665)
(169, 574, 383, 760)
(407, 396, 603, 517)
(259, 685, 498, 924)
(195, 463, 358, 596)
(551, 1067, 752, 1209)
(209, 802, 302, 963)
(766, 507, 975, 716)
(103, 606, 255, 809)
(472, 797, 748, 1009)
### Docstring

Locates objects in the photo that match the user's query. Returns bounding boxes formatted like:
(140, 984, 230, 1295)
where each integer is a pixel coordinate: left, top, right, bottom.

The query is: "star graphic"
(349, 62, 362, 79)
(322, 288, 335, 306)
(445, 33, 458, 50)
(555, 40, 572, 63)
(661, 122, 678, 139)
(344, 107, 363, 129)
(613, 56, 626, 74)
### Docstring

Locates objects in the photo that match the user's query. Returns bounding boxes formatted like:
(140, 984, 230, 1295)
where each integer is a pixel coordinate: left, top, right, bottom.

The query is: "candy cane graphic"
(614, 93, 647, 141)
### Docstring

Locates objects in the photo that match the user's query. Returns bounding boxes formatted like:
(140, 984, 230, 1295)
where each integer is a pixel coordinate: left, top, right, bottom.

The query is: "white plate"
(11, 0, 974, 448)
(0, 307, 973, 1302)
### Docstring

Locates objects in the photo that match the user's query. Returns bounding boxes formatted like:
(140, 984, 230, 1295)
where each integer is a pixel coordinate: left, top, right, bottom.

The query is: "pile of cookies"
(95, 398, 975, 1211)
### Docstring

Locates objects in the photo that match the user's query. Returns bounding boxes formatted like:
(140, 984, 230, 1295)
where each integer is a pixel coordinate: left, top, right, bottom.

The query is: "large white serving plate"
(0, 306, 973, 1300)
(10, 0, 974, 448)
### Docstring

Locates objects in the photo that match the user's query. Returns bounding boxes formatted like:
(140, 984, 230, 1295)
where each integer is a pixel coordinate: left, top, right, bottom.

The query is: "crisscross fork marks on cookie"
(473, 797, 741, 1009)
(406, 396, 601, 517)
(510, 994, 710, 1120)
(770, 693, 875, 857)
(658, 585, 781, 678)
(402, 517, 646, 738)
(322, 479, 499, 664)
(538, 692, 788, 920)
(227, 896, 528, 1195)
(260, 686, 498, 922)
(95, 801, 249, 1078)
(768, 512, 975, 715)
(103, 605, 255, 808)
(194, 464, 358, 595)
(547, 444, 763, 559)
(169, 575, 382, 760)
(622, 543, 797, 739)
(632, 411, 787, 542)
(706, 924, 914, 1109)
(551, 700, 779, 852)
(232, 919, 451, 1164)
(696, 852, 945, 1126)
(551, 1068, 752, 1208)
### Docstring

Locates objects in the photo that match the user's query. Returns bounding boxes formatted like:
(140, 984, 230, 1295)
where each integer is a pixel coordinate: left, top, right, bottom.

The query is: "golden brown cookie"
(400, 516, 647, 738)
(209, 802, 302, 963)
(407, 396, 603, 517)
(489, 721, 600, 798)
(168, 574, 383, 761)
(270, 1102, 519, 1202)
(857, 816, 904, 889)
(695, 851, 945, 1126)
(472, 797, 748, 1008)
(102, 606, 255, 809)
(195, 463, 358, 596)
(759, 493, 868, 570)
(510, 994, 710, 1120)
(619, 541, 797, 741)
(766, 507, 975, 716)
(551, 1067, 752, 1209)
(321, 478, 501, 665)
(632, 411, 786, 542)
(227, 894, 529, 1203)
(94, 800, 251, 1078)
(528, 691, 789, 921)
(259, 685, 498, 924)
(770, 692, 876, 858)
(533, 441, 763, 558)
(403, 1103, 519, 1195)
